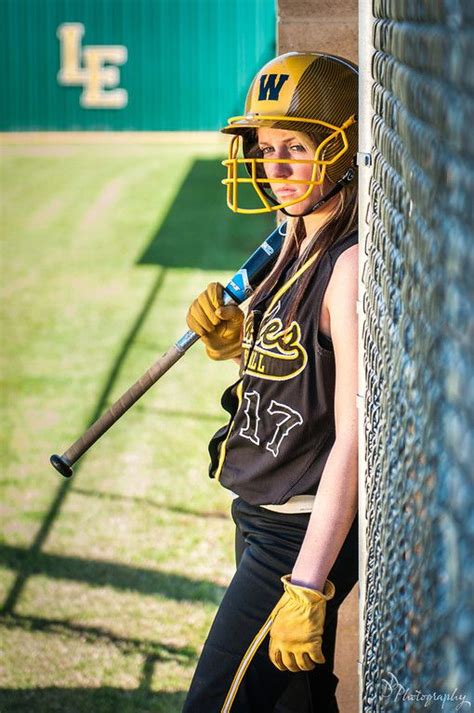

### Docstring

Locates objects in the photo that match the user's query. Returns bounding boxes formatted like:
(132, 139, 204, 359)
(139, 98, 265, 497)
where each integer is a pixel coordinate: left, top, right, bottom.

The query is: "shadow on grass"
(0, 544, 225, 604)
(3, 156, 268, 617)
(73, 487, 228, 520)
(134, 402, 225, 422)
(1, 612, 196, 662)
(3, 157, 263, 704)
(0, 687, 186, 713)
(3, 157, 262, 618)
(137, 158, 274, 270)
(1, 269, 168, 615)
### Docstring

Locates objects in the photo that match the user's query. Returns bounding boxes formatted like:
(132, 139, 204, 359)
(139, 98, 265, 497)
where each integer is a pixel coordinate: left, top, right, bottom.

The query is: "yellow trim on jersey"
(217, 249, 324, 476)
(248, 343, 303, 362)
(214, 381, 243, 481)
(267, 247, 322, 313)
(240, 248, 323, 382)
(220, 616, 273, 713)
(241, 344, 307, 382)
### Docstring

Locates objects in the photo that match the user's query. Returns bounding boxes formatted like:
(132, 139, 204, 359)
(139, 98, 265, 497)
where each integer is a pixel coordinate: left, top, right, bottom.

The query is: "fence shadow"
(0, 543, 225, 604)
(73, 487, 228, 520)
(1, 612, 196, 662)
(2, 154, 261, 711)
(0, 688, 186, 713)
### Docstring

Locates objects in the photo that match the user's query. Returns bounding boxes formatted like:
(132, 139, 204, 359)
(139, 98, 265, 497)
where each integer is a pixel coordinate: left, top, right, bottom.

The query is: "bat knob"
(50, 454, 73, 478)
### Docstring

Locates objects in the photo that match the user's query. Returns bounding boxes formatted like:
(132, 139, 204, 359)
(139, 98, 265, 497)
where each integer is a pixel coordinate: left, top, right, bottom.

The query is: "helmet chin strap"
(280, 167, 356, 218)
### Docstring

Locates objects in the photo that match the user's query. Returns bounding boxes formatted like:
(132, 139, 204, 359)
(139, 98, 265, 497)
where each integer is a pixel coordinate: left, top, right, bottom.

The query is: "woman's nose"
(266, 154, 292, 179)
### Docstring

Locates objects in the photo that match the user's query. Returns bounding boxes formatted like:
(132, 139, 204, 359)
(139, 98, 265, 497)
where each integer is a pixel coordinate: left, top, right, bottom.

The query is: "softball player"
(183, 52, 359, 713)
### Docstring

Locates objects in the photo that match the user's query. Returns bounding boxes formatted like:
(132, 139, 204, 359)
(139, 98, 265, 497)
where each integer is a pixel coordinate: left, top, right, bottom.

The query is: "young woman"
(182, 52, 359, 713)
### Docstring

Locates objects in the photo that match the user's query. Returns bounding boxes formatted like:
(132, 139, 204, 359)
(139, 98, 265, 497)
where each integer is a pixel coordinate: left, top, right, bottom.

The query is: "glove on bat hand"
(268, 575, 336, 673)
(186, 282, 244, 360)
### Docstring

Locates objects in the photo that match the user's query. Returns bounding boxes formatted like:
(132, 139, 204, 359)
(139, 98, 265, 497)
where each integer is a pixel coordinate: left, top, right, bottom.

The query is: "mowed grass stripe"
(1, 139, 273, 711)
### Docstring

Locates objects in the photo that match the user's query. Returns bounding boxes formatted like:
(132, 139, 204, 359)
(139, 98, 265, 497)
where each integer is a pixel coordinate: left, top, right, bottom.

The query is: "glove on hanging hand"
(268, 575, 336, 673)
(186, 282, 244, 360)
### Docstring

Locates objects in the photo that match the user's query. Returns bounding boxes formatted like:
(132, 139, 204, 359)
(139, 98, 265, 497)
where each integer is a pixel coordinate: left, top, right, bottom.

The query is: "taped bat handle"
(51, 334, 198, 478)
(50, 292, 238, 477)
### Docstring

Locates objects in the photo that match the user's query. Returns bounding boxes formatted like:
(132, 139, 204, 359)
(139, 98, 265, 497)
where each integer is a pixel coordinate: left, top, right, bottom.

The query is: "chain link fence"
(362, 2, 474, 710)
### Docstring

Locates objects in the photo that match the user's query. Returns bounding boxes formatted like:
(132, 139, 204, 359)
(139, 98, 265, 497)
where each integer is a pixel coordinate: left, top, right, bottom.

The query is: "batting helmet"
(221, 52, 358, 214)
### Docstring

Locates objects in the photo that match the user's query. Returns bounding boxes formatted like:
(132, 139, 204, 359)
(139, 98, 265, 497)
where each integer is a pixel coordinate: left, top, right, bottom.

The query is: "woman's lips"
(274, 188, 297, 197)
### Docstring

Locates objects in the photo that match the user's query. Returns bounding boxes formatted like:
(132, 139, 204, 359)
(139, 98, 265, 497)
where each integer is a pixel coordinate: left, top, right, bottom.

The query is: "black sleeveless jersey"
(208, 230, 358, 506)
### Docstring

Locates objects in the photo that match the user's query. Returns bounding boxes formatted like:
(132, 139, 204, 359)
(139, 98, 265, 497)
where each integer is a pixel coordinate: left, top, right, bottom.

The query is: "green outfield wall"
(2, 0, 276, 131)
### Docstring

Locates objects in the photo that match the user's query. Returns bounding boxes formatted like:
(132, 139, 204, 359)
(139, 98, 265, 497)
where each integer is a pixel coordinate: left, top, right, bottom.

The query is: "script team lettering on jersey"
(242, 301, 308, 381)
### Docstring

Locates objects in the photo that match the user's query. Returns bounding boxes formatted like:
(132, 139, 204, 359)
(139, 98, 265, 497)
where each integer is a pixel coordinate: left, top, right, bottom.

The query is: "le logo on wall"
(57, 23, 128, 109)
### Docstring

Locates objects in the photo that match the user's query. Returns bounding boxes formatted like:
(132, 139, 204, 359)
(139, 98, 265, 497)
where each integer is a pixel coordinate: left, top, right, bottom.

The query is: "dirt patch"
(1, 145, 78, 157)
(29, 196, 65, 230)
(80, 176, 126, 229)
(1, 131, 226, 145)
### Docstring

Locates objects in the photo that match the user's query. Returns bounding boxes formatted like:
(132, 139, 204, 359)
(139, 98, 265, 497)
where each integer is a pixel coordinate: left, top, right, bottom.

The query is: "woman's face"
(257, 127, 329, 215)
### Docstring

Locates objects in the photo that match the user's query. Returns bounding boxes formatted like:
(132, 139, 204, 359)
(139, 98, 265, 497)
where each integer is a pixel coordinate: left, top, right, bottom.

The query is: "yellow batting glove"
(268, 575, 336, 673)
(186, 282, 244, 361)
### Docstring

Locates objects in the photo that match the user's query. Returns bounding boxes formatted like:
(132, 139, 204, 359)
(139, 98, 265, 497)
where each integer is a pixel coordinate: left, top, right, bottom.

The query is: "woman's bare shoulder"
(326, 244, 358, 308)
(332, 243, 358, 271)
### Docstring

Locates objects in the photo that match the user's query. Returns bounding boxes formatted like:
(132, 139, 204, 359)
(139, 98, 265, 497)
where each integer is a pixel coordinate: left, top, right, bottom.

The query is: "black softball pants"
(182, 497, 358, 713)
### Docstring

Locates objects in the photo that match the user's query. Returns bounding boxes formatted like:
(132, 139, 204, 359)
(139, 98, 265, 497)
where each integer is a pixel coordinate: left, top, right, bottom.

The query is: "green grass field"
(0, 136, 273, 712)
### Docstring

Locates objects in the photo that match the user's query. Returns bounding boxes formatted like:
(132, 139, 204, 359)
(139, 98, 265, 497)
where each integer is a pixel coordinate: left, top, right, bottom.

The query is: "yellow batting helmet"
(221, 52, 358, 214)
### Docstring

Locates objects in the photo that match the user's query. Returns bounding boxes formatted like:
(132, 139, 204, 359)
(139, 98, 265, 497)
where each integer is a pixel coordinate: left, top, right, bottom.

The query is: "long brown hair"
(248, 176, 358, 328)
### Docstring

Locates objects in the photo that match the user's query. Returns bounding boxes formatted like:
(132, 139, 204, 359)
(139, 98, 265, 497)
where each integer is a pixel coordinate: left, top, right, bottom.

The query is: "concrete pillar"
(277, 0, 358, 63)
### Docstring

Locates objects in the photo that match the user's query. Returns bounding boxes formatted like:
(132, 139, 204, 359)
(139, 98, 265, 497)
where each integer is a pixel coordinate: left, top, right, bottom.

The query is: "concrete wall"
(277, 1, 359, 710)
(277, 0, 358, 63)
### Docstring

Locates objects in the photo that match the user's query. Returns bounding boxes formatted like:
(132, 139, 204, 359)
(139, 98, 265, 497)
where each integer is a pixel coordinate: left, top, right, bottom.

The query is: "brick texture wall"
(277, 0, 358, 62)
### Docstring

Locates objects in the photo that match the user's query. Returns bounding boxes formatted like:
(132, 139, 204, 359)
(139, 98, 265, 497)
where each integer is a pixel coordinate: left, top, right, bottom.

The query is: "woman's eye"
(290, 144, 306, 152)
(260, 146, 274, 155)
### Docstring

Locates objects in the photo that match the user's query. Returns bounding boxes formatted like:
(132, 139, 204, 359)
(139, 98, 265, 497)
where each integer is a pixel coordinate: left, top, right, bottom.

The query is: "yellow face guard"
(222, 115, 356, 214)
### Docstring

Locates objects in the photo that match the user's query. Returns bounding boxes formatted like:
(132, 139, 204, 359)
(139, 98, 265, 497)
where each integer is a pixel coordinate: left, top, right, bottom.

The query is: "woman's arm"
(291, 244, 359, 591)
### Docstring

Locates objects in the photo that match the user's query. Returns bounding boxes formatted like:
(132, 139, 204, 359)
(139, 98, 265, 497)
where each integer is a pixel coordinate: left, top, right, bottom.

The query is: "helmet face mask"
(221, 52, 358, 215)
(223, 117, 355, 215)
